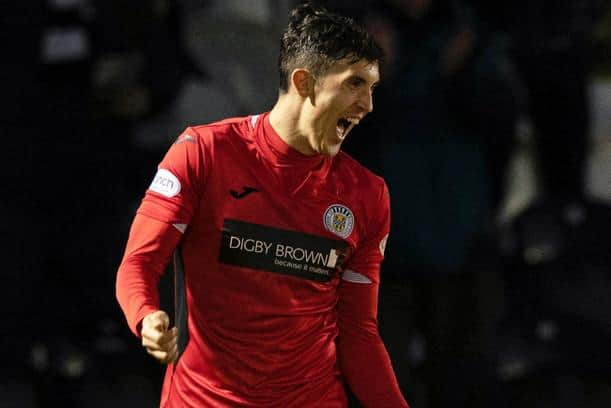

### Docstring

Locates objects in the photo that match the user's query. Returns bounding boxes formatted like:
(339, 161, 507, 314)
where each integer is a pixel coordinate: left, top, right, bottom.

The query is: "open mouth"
(336, 117, 359, 140)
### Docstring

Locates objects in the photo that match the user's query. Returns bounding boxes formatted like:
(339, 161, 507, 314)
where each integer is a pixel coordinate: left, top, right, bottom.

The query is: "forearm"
(338, 326, 408, 408)
(116, 214, 182, 336)
(337, 280, 408, 408)
(116, 256, 163, 336)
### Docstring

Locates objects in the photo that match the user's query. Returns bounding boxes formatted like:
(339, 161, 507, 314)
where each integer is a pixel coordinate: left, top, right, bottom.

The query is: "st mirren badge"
(323, 204, 354, 239)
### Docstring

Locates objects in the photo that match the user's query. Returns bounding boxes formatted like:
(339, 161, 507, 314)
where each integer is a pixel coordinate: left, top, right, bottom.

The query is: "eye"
(346, 77, 365, 89)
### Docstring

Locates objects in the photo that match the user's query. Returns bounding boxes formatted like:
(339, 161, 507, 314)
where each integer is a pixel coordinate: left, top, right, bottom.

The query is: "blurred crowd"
(2, 0, 611, 407)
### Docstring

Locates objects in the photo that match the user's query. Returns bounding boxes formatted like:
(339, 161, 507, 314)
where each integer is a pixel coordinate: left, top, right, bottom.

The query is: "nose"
(358, 88, 373, 114)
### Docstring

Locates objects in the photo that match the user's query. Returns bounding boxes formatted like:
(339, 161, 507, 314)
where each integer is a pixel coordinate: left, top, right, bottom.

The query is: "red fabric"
(338, 183, 409, 408)
(116, 113, 408, 407)
(338, 281, 408, 408)
(116, 214, 182, 337)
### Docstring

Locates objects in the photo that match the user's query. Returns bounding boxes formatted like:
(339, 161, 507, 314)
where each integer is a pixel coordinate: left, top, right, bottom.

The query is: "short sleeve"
(137, 127, 205, 224)
(344, 181, 390, 284)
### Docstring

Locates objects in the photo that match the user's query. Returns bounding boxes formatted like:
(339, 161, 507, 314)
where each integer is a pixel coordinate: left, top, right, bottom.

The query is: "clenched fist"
(141, 310, 178, 364)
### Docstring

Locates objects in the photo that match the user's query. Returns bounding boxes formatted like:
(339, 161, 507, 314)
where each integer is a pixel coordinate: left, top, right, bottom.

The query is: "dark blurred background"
(2, 0, 611, 407)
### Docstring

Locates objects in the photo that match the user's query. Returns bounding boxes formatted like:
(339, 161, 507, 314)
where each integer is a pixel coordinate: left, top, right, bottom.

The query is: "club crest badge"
(323, 204, 354, 239)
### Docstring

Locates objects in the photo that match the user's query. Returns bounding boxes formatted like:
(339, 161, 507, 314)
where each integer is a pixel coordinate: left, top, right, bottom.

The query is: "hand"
(141, 310, 178, 364)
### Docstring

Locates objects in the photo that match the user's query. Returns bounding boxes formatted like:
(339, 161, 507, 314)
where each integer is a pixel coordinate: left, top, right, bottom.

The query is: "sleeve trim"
(342, 269, 372, 284)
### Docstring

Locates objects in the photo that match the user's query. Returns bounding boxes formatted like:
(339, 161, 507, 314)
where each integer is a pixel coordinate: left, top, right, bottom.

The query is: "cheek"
(312, 88, 350, 123)
(311, 99, 337, 123)
(322, 94, 350, 117)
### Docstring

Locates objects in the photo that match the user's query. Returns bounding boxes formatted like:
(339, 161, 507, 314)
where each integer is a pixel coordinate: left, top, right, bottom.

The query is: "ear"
(290, 68, 314, 97)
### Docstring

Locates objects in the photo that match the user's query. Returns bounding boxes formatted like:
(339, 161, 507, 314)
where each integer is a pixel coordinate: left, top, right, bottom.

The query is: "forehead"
(322, 59, 380, 83)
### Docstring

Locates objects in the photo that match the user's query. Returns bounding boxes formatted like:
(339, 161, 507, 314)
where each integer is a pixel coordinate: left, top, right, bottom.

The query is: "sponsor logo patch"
(219, 219, 348, 282)
(323, 204, 354, 239)
(149, 168, 181, 198)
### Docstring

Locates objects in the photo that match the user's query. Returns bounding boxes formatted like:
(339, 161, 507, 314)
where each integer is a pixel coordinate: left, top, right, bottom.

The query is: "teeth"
(336, 117, 360, 140)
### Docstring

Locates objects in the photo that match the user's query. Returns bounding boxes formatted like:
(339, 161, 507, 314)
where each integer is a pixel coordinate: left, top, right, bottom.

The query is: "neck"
(269, 94, 315, 155)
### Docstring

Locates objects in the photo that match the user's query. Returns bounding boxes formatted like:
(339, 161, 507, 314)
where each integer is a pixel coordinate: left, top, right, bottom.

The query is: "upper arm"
(338, 181, 390, 332)
(138, 127, 207, 225)
(116, 127, 207, 336)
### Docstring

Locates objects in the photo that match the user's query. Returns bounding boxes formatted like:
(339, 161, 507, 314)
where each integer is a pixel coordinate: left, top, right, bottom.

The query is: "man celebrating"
(116, 2, 409, 407)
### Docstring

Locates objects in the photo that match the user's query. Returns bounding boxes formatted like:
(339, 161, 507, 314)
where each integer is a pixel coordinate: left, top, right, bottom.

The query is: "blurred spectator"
(496, 195, 611, 407)
(181, 0, 290, 115)
(124, 0, 293, 154)
(586, 2, 611, 203)
(469, 0, 601, 203)
(7, 1, 230, 405)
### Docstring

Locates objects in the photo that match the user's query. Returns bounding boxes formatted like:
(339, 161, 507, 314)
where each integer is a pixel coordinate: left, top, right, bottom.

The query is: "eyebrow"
(346, 75, 379, 88)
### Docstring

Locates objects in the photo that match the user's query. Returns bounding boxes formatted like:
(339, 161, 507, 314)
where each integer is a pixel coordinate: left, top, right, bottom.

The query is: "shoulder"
(172, 116, 256, 163)
(161, 116, 253, 178)
(332, 153, 390, 252)
(187, 115, 252, 144)
(332, 152, 389, 235)
(333, 151, 388, 197)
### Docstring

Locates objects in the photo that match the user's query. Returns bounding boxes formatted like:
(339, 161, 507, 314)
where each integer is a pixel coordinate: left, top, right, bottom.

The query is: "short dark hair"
(278, 2, 383, 92)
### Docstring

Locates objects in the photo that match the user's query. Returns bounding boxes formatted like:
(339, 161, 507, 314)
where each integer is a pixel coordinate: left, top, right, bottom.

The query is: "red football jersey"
(117, 113, 407, 407)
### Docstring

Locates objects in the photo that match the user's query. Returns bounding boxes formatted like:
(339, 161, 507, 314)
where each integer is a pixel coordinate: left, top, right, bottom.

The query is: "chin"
(318, 133, 344, 156)
(322, 144, 342, 157)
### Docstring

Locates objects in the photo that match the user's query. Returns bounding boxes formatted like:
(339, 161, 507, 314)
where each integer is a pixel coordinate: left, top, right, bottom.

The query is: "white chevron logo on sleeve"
(173, 223, 187, 233)
(342, 269, 371, 284)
